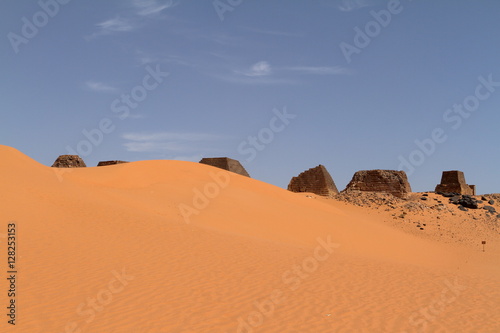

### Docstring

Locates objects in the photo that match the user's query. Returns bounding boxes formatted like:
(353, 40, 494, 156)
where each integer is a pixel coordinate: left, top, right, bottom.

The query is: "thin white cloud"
(241, 26, 304, 37)
(208, 52, 234, 62)
(86, 1, 176, 40)
(85, 17, 136, 40)
(136, 50, 193, 67)
(169, 26, 240, 47)
(98, 17, 135, 32)
(122, 131, 229, 154)
(216, 74, 299, 86)
(123, 132, 225, 142)
(235, 61, 272, 77)
(170, 154, 203, 162)
(287, 66, 350, 75)
(123, 141, 188, 153)
(123, 114, 145, 119)
(132, 0, 177, 16)
(146, 153, 204, 162)
(338, 0, 371, 12)
(219, 62, 347, 85)
(85, 81, 119, 93)
(137, 52, 157, 66)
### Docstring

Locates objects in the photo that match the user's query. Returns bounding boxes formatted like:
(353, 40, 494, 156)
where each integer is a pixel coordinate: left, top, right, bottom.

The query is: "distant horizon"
(8, 144, 496, 195)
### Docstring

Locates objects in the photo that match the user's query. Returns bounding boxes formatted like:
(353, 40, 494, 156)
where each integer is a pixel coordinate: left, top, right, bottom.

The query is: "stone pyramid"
(287, 165, 339, 196)
(51, 155, 86, 168)
(97, 160, 128, 167)
(435, 170, 475, 195)
(199, 157, 250, 177)
(343, 169, 411, 198)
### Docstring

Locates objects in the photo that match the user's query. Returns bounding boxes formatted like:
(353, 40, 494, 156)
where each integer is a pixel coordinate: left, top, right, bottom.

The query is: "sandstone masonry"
(51, 155, 86, 168)
(287, 165, 339, 196)
(97, 160, 129, 167)
(435, 170, 475, 195)
(343, 169, 411, 198)
(199, 157, 250, 177)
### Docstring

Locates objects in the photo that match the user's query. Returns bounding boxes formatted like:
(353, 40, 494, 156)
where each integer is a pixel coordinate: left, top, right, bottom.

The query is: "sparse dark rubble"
(458, 195, 479, 209)
(333, 190, 500, 239)
(334, 191, 431, 213)
(334, 191, 403, 208)
(485, 194, 500, 202)
(483, 206, 497, 214)
(333, 190, 500, 218)
(458, 206, 469, 212)
(435, 192, 500, 212)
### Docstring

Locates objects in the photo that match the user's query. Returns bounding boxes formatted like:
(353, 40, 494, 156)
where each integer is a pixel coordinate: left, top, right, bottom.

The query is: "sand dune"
(0, 145, 498, 332)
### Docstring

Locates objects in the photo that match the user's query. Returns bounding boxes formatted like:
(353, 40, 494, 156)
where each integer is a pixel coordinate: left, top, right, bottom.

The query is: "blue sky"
(1, 0, 499, 194)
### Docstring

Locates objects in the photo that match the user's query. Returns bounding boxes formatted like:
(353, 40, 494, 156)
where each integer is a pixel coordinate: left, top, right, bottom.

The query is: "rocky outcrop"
(287, 165, 339, 196)
(199, 157, 250, 177)
(343, 170, 411, 198)
(51, 155, 86, 168)
(97, 160, 128, 167)
(435, 171, 475, 195)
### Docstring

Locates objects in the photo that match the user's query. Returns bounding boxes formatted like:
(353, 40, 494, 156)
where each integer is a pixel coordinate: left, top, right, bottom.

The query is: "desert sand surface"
(0, 145, 499, 332)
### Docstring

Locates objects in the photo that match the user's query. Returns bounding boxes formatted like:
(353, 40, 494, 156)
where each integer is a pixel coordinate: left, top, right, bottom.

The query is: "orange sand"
(0, 145, 498, 332)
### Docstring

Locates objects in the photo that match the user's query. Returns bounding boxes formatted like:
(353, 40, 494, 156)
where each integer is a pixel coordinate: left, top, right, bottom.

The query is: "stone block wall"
(435, 170, 475, 195)
(287, 165, 339, 196)
(199, 157, 250, 177)
(343, 169, 411, 198)
(51, 155, 86, 168)
(97, 160, 128, 167)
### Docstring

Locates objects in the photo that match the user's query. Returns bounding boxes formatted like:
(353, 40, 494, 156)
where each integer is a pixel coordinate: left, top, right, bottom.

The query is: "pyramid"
(51, 155, 86, 168)
(287, 165, 339, 196)
(435, 170, 475, 195)
(97, 160, 128, 167)
(199, 157, 250, 177)
(343, 170, 411, 198)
